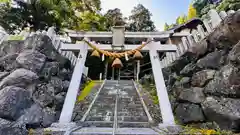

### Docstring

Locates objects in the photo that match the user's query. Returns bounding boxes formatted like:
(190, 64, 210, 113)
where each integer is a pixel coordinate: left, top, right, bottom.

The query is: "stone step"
(85, 115, 149, 122)
(86, 116, 114, 121)
(72, 127, 159, 135)
(117, 116, 148, 122)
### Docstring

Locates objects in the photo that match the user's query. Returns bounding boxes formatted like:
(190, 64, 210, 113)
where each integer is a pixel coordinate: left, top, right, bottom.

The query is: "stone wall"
(0, 34, 87, 135)
(163, 11, 240, 132)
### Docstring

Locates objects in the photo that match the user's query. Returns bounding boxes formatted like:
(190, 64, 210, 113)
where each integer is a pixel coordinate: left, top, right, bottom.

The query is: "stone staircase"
(71, 80, 158, 134)
(44, 80, 162, 135)
(42, 80, 182, 135)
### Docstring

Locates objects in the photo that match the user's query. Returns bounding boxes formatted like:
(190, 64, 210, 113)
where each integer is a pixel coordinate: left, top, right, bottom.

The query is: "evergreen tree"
(104, 8, 126, 31)
(127, 4, 156, 32)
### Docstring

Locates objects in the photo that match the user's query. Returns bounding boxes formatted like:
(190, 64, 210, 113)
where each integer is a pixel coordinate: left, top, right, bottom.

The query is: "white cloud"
(100, 0, 163, 31)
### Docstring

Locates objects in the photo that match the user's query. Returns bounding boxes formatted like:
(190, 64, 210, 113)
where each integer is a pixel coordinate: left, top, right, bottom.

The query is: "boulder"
(54, 92, 66, 111)
(49, 77, 64, 94)
(201, 97, 240, 130)
(178, 87, 205, 104)
(174, 77, 191, 88)
(0, 53, 19, 71)
(24, 34, 57, 60)
(196, 51, 223, 70)
(207, 11, 240, 49)
(162, 67, 171, 81)
(58, 69, 73, 81)
(0, 41, 24, 57)
(167, 73, 177, 86)
(42, 107, 56, 127)
(16, 50, 46, 73)
(189, 39, 208, 57)
(0, 118, 11, 126)
(62, 80, 70, 92)
(16, 104, 56, 128)
(0, 123, 28, 135)
(33, 83, 55, 107)
(0, 86, 32, 121)
(191, 70, 216, 87)
(40, 62, 60, 80)
(204, 64, 240, 97)
(0, 68, 38, 90)
(24, 34, 71, 69)
(229, 41, 240, 65)
(168, 52, 198, 74)
(175, 103, 205, 124)
(16, 104, 43, 127)
(0, 72, 9, 81)
(180, 63, 201, 77)
(199, 122, 220, 130)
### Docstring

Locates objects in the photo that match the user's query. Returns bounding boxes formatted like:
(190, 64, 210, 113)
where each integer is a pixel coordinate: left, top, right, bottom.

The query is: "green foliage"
(163, 23, 169, 31)
(192, 0, 209, 17)
(8, 35, 24, 40)
(176, 15, 187, 25)
(142, 84, 159, 105)
(193, 0, 240, 18)
(127, 4, 156, 32)
(77, 81, 95, 102)
(201, 4, 217, 17)
(180, 125, 233, 135)
(71, 0, 101, 12)
(0, 0, 104, 33)
(163, 14, 187, 31)
(74, 11, 106, 31)
(216, 0, 240, 11)
(104, 8, 126, 31)
(0, 0, 10, 3)
(188, 3, 197, 20)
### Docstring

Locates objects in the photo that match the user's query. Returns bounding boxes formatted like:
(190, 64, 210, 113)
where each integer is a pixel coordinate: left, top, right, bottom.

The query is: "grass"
(77, 81, 95, 102)
(8, 35, 24, 40)
(142, 84, 159, 105)
(180, 125, 233, 135)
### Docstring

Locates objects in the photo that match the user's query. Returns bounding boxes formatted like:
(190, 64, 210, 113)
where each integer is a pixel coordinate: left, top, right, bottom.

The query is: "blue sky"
(101, 0, 192, 31)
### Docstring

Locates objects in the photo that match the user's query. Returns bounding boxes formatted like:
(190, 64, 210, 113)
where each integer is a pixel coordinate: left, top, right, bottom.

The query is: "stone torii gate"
(58, 26, 184, 129)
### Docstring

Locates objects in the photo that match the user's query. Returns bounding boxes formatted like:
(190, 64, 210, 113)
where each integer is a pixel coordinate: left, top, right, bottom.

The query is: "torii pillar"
(148, 40, 175, 125)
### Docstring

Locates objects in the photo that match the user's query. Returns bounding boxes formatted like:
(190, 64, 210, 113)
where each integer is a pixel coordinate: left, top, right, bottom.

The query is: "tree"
(73, 11, 106, 31)
(216, 0, 240, 11)
(188, 3, 197, 20)
(200, 4, 216, 19)
(163, 23, 169, 31)
(176, 15, 186, 25)
(71, 0, 101, 12)
(0, 0, 104, 33)
(127, 4, 156, 32)
(192, 0, 209, 17)
(0, 0, 76, 32)
(104, 8, 126, 31)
